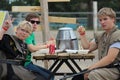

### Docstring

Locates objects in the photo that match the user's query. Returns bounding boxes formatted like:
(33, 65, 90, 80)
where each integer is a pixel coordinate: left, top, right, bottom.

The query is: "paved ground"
(32, 30, 99, 80)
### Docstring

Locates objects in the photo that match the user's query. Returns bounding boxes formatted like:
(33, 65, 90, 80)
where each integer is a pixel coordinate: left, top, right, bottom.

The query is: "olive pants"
(88, 68, 119, 80)
(72, 68, 119, 80)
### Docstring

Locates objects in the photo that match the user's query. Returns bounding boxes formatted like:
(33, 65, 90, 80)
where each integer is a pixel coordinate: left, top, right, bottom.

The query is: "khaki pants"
(88, 68, 119, 80)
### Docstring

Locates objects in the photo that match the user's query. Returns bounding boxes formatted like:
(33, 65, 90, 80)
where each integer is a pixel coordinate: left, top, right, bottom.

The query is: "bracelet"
(80, 32, 85, 35)
(2, 27, 8, 31)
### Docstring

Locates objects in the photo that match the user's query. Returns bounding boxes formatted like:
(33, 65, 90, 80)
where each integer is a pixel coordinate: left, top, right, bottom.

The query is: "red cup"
(49, 44, 55, 54)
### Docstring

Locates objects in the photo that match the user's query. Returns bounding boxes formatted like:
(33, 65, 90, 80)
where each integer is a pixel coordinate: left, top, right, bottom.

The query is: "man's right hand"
(77, 26, 86, 35)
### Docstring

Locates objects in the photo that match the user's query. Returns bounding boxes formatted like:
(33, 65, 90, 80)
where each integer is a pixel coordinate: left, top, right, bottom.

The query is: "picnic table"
(32, 49, 95, 76)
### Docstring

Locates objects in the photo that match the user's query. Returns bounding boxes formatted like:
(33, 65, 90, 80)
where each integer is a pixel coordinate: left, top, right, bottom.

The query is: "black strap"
(10, 35, 26, 61)
(0, 59, 23, 65)
(113, 62, 120, 80)
(58, 62, 120, 80)
(10, 35, 23, 53)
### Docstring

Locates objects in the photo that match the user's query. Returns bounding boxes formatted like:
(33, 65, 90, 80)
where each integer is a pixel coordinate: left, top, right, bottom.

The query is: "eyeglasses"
(20, 28, 30, 34)
(30, 20, 40, 24)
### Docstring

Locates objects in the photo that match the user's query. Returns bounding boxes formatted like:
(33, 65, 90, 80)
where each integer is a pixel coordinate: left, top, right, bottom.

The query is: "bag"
(12, 65, 36, 80)
(0, 51, 7, 80)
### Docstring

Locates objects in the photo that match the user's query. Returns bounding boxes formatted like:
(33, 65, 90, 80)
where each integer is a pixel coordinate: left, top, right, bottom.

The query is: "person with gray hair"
(72, 7, 120, 80)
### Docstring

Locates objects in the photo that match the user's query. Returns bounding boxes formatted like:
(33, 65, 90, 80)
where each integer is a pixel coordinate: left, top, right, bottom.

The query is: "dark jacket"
(0, 34, 38, 80)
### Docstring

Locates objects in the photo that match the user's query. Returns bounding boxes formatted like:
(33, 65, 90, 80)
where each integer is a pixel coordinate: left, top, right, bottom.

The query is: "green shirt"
(24, 32, 36, 66)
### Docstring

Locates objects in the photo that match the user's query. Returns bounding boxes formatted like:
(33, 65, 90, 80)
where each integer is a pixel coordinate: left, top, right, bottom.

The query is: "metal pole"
(93, 1, 98, 34)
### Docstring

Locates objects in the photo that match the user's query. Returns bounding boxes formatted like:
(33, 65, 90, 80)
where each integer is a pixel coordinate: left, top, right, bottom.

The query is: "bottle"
(49, 44, 55, 54)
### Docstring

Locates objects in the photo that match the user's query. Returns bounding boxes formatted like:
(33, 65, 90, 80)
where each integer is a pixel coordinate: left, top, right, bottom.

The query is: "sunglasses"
(30, 20, 40, 24)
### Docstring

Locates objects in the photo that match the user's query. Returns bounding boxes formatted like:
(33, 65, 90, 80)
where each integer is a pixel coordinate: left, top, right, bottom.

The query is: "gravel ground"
(32, 30, 99, 80)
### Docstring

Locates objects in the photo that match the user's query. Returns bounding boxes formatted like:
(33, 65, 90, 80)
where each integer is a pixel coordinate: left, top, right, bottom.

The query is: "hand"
(77, 26, 86, 35)
(48, 37, 55, 44)
(2, 19, 12, 31)
(44, 37, 56, 48)
(84, 73, 89, 80)
(49, 37, 54, 41)
(46, 40, 55, 46)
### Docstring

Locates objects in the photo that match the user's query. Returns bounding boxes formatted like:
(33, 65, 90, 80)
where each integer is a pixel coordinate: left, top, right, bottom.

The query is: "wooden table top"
(33, 52, 95, 60)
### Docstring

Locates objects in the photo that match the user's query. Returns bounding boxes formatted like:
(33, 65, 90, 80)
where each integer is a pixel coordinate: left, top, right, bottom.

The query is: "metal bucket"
(56, 27, 79, 50)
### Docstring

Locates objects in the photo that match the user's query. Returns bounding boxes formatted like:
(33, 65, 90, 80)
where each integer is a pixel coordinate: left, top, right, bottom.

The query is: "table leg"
(64, 59, 77, 73)
(44, 60, 49, 69)
(70, 59, 82, 71)
(52, 59, 77, 74)
(52, 59, 64, 73)
(48, 59, 83, 75)
(49, 59, 59, 71)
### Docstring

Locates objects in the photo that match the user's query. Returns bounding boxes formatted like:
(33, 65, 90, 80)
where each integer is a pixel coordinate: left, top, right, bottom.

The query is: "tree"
(0, 0, 11, 11)
(1, 0, 120, 29)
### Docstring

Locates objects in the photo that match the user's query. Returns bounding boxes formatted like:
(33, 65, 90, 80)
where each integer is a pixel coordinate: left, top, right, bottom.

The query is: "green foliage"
(0, 0, 10, 10)
(24, 0, 40, 6)
(98, 0, 120, 11)
(48, 0, 90, 12)
(1, 0, 120, 12)
(0, 0, 40, 11)
(1, 0, 120, 30)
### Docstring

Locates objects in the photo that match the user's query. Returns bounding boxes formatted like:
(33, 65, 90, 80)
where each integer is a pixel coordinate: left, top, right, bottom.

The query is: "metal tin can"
(49, 44, 55, 54)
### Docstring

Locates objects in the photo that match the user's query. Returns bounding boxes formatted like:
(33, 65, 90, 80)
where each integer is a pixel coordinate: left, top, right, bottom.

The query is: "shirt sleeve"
(25, 33, 36, 45)
(110, 42, 120, 49)
(25, 35, 33, 44)
(25, 34, 33, 44)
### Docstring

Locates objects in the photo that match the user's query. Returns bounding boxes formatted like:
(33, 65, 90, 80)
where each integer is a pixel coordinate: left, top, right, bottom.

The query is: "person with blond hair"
(72, 7, 120, 80)
(0, 20, 45, 80)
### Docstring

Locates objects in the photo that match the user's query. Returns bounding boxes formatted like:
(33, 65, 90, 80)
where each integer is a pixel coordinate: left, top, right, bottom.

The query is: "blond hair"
(97, 7, 116, 19)
(17, 21, 33, 34)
